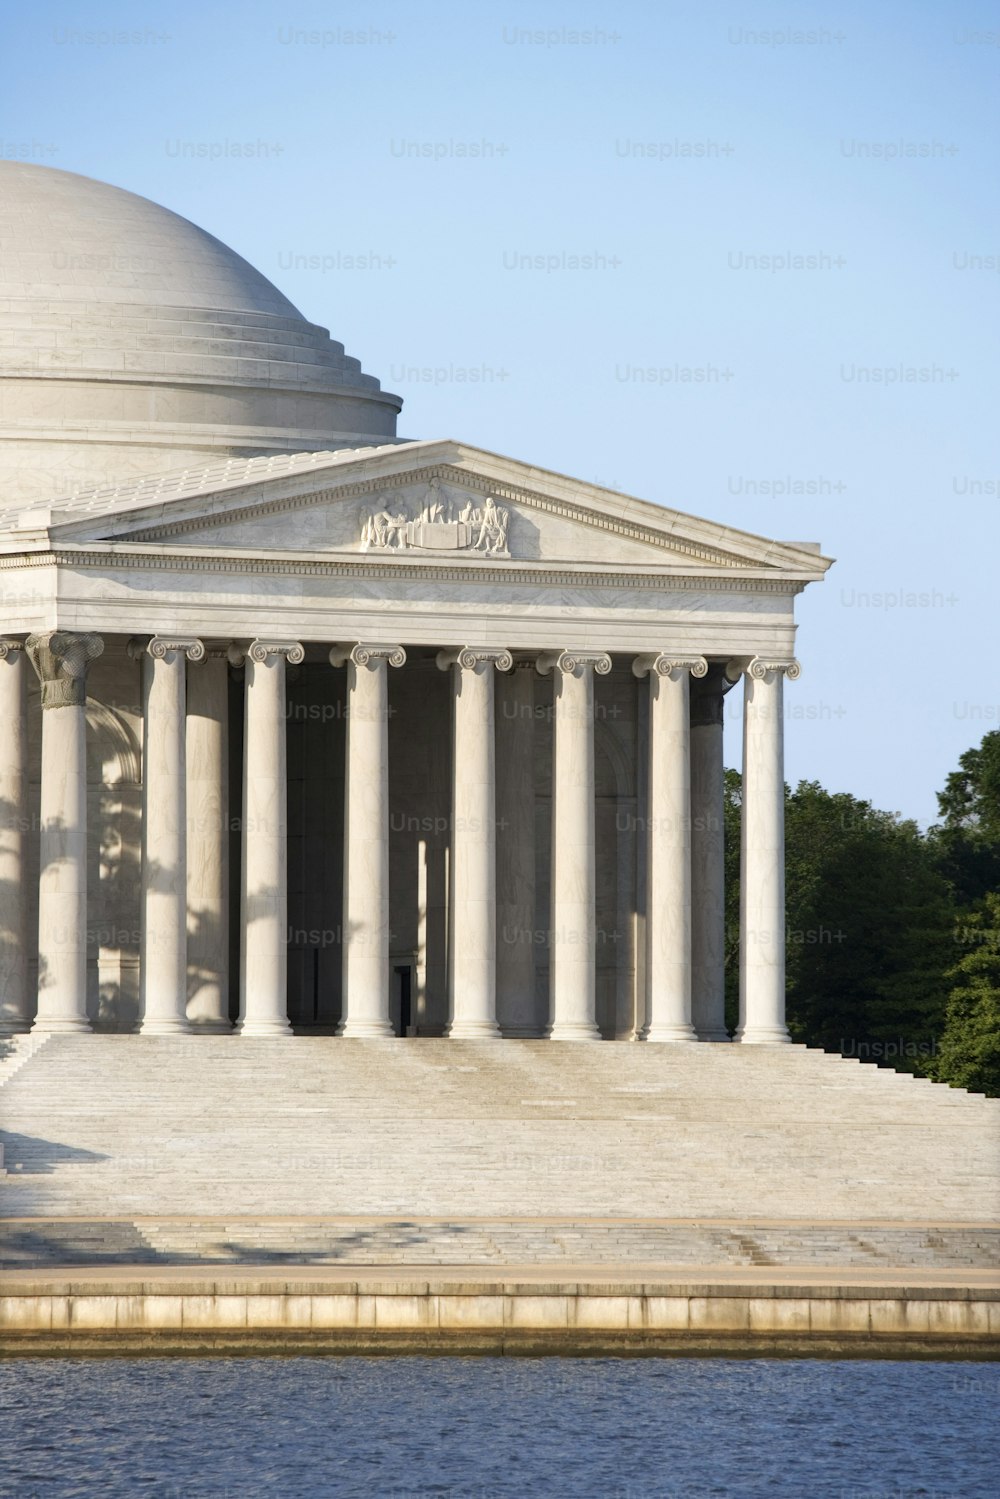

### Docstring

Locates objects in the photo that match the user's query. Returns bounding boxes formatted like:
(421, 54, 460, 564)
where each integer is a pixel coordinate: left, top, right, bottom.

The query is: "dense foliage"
(929, 893, 1000, 1095)
(721, 729, 1000, 1096)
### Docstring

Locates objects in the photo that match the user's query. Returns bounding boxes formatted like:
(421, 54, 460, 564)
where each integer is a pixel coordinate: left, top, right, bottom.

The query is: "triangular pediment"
(4, 440, 833, 579)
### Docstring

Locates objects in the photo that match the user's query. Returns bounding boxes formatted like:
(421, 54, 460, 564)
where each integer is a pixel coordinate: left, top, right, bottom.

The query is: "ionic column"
(437, 646, 512, 1038)
(690, 663, 740, 1041)
(331, 643, 405, 1037)
(187, 647, 235, 1031)
(132, 637, 204, 1034)
(0, 640, 29, 1033)
(25, 631, 104, 1032)
(238, 639, 303, 1036)
(633, 653, 707, 1041)
(536, 649, 611, 1040)
(736, 656, 799, 1044)
(496, 660, 539, 1037)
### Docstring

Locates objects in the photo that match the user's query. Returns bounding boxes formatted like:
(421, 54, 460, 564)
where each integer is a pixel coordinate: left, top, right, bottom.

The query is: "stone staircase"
(0, 1034, 49, 1090)
(1, 1037, 997, 1230)
(2, 1216, 998, 1271)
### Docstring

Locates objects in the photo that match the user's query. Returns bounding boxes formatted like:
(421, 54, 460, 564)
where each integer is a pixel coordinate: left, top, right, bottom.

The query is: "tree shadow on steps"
(156, 1221, 477, 1267)
(0, 1220, 159, 1269)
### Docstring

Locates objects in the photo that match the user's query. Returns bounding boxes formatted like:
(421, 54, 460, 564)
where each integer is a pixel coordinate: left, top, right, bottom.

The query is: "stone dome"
(0, 163, 403, 507)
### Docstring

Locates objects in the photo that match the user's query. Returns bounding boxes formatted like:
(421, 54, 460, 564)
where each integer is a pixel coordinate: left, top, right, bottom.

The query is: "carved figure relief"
(360, 479, 510, 556)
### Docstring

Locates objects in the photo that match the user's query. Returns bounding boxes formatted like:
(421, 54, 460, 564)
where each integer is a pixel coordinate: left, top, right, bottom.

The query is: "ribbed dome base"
(0, 164, 402, 509)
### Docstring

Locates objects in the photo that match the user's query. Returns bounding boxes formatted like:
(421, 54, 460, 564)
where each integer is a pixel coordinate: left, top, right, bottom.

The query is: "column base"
(735, 1025, 791, 1044)
(642, 1025, 699, 1043)
(190, 1020, 234, 1034)
(500, 1027, 547, 1040)
(138, 1019, 193, 1035)
(336, 1019, 395, 1038)
(0, 1021, 32, 1035)
(695, 1027, 733, 1043)
(236, 1019, 293, 1037)
(546, 1023, 602, 1042)
(31, 1016, 91, 1034)
(446, 1021, 501, 1040)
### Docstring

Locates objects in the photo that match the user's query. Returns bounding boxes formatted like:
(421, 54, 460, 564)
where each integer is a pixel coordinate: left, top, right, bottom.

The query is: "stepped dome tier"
(0, 162, 403, 506)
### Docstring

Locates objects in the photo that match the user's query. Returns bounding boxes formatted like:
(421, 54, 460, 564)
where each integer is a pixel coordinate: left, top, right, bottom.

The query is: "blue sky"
(5, 0, 998, 824)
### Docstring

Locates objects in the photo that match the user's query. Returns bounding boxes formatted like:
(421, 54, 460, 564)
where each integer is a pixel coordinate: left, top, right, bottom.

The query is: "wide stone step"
(3, 1218, 998, 1271)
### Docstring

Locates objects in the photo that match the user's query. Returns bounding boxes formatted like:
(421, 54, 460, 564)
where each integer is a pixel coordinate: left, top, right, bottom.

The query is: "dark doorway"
(394, 964, 413, 1037)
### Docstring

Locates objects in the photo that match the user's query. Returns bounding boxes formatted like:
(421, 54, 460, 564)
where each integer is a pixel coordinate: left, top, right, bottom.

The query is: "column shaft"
(335, 644, 405, 1037)
(26, 631, 104, 1033)
(638, 656, 706, 1041)
(440, 648, 511, 1038)
(186, 652, 231, 1030)
(139, 640, 202, 1034)
(496, 662, 539, 1037)
(540, 651, 610, 1040)
(0, 643, 29, 1033)
(239, 640, 301, 1036)
(690, 666, 738, 1041)
(738, 657, 797, 1043)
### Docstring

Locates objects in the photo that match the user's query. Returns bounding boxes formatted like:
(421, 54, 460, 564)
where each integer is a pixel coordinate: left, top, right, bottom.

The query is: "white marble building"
(0, 163, 832, 1044)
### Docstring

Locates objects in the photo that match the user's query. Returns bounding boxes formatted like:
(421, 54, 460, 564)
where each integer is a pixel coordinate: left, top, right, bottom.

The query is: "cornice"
(0, 547, 809, 595)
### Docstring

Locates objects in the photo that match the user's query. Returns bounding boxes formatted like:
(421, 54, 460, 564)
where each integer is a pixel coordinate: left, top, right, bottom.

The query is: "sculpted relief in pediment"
(360, 478, 511, 557)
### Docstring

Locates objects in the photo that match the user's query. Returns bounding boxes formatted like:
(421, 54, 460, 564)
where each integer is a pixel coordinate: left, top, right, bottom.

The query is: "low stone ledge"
(1, 1280, 998, 1356)
(3, 1275, 998, 1299)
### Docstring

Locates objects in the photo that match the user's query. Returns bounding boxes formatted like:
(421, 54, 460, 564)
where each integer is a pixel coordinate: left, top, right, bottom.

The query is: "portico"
(0, 441, 829, 1044)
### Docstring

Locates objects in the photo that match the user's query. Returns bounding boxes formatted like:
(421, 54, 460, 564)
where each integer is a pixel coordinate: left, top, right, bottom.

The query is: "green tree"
(930, 893, 1000, 1096)
(723, 774, 956, 1068)
(930, 729, 1000, 903)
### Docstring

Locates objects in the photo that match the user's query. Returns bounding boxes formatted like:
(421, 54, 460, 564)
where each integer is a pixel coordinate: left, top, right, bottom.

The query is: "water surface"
(1, 1356, 996, 1497)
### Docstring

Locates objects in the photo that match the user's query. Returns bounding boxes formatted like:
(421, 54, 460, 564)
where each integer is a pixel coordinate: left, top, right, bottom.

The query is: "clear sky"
(4, 0, 998, 825)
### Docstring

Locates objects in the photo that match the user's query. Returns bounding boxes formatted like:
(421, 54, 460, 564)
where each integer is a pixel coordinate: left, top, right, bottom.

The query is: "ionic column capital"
(736, 656, 801, 683)
(128, 636, 205, 663)
(536, 649, 612, 677)
(226, 639, 305, 668)
(0, 638, 25, 660)
(632, 653, 708, 681)
(246, 639, 305, 666)
(26, 631, 104, 709)
(436, 647, 513, 673)
(330, 642, 406, 669)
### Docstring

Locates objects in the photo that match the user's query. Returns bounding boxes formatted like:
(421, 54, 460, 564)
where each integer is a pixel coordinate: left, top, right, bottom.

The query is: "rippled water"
(1, 1357, 996, 1498)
